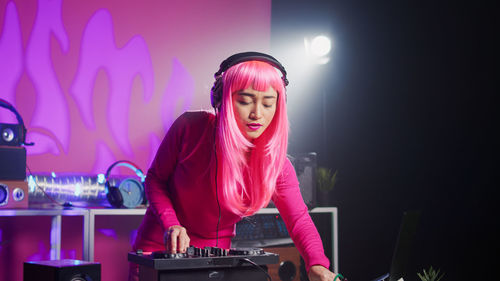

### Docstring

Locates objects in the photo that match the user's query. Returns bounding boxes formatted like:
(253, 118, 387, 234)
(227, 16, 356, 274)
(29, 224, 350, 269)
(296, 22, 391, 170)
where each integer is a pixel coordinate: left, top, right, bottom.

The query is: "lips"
(247, 123, 262, 131)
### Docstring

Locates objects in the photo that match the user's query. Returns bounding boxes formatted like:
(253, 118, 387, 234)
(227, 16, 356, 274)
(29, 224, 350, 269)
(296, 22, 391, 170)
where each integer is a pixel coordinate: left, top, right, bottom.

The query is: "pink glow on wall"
(26, 241, 50, 261)
(0, 1, 270, 278)
(25, 0, 70, 154)
(161, 58, 194, 131)
(0, 0, 271, 174)
(98, 228, 117, 239)
(71, 9, 154, 157)
(0, 2, 22, 124)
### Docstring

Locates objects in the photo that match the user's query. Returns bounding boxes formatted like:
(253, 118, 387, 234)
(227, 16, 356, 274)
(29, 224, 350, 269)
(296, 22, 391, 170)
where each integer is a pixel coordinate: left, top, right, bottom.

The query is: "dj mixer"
(128, 246, 279, 281)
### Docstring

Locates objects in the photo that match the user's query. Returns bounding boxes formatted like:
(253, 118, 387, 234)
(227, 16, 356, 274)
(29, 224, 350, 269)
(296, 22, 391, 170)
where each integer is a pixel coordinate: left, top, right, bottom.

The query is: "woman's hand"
(308, 265, 336, 281)
(164, 225, 190, 253)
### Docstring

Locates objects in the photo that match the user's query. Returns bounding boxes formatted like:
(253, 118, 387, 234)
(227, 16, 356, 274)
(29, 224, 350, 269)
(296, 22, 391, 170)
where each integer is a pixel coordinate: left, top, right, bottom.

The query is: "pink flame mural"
(0, 0, 271, 175)
(1, 1, 270, 280)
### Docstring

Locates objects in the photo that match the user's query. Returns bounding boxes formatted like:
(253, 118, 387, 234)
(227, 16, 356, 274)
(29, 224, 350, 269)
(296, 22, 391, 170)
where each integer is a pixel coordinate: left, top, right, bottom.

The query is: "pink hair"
(217, 61, 288, 216)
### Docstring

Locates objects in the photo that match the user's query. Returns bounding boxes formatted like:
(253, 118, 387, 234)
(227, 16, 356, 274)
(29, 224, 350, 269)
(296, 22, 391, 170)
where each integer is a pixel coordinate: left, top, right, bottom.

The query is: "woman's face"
(232, 85, 278, 140)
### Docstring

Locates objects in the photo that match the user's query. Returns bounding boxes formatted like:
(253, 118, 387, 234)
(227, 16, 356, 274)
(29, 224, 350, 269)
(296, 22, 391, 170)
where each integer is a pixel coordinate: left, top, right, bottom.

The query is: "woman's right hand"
(164, 225, 190, 254)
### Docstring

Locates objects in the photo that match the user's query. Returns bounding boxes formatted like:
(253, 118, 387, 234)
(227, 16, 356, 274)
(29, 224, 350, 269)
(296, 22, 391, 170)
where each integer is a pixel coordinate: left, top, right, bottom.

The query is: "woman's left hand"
(308, 265, 336, 281)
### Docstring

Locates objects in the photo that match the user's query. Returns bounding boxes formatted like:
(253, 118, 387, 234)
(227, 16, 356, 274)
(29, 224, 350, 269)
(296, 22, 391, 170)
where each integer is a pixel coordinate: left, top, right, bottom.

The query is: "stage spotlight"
(311, 35, 331, 57)
(304, 35, 332, 65)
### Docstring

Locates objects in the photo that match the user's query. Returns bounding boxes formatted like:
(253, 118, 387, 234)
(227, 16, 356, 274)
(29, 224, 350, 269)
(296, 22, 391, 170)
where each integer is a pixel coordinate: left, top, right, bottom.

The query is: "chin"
(246, 131, 263, 140)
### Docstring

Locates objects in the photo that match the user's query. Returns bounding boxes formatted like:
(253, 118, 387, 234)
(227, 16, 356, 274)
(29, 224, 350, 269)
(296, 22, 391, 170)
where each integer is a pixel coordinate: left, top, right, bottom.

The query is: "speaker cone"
(1, 127, 15, 143)
(278, 261, 296, 281)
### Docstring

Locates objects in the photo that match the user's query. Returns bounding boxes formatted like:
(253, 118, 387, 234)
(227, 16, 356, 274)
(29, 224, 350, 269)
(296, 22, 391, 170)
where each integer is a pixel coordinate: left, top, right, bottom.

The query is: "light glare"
(310, 36, 331, 57)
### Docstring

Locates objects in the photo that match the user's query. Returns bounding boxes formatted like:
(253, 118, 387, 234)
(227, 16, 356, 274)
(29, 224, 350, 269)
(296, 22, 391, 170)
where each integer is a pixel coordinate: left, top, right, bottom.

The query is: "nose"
(249, 104, 262, 120)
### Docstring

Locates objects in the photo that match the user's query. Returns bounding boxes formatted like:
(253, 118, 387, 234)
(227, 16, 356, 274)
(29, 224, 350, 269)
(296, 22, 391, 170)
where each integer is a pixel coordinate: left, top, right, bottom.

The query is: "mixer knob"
(165, 252, 188, 259)
(200, 248, 209, 257)
(212, 247, 222, 256)
(187, 246, 195, 256)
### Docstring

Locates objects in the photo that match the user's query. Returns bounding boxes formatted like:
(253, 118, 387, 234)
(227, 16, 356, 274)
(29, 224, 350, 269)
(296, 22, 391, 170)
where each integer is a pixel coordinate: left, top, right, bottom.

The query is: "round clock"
(117, 178, 145, 208)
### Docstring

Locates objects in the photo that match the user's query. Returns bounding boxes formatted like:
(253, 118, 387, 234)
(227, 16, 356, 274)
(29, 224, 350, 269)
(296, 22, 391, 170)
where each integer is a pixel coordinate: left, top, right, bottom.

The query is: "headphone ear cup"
(106, 183, 123, 208)
(211, 77, 223, 109)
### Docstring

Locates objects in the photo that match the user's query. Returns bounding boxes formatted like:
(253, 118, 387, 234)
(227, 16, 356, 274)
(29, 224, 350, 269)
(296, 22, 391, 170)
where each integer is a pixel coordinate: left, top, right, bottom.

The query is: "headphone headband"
(211, 51, 288, 109)
(214, 52, 289, 86)
(105, 160, 145, 182)
(0, 99, 25, 126)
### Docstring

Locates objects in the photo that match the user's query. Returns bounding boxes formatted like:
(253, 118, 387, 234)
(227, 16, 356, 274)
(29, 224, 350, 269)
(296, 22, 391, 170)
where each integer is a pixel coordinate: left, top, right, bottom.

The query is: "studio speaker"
(0, 145, 26, 180)
(0, 180, 28, 209)
(23, 260, 101, 281)
(264, 245, 301, 281)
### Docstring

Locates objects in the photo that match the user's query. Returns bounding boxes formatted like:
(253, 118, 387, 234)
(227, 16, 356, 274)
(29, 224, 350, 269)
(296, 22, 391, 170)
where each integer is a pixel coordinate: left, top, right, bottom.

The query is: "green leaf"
(417, 266, 445, 281)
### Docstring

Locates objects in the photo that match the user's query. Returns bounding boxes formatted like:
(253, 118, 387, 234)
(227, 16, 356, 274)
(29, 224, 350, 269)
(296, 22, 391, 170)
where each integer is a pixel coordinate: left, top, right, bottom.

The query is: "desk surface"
(0, 208, 88, 216)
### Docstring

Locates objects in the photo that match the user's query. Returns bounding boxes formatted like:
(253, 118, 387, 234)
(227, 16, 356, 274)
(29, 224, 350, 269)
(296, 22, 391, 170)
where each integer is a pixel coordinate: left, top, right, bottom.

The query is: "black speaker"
(0, 98, 29, 147)
(23, 259, 101, 281)
(264, 245, 301, 281)
(0, 145, 26, 180)
(0, 123, 24, 146)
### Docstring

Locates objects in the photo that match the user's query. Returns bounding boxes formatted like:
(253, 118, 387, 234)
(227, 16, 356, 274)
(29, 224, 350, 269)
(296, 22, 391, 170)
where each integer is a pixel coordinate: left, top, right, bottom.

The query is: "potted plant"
(417, 266, 444, 281)
(316, 167, 338, 206)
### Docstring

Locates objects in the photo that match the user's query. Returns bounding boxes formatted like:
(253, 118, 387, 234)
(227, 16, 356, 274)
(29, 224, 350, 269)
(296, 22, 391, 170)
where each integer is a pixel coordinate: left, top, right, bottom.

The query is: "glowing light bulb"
(310, 35, 331, 57)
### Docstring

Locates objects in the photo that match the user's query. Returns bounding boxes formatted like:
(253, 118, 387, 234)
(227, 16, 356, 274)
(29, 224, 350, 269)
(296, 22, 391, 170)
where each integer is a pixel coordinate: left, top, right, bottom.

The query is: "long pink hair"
(217, 60, 288, 216)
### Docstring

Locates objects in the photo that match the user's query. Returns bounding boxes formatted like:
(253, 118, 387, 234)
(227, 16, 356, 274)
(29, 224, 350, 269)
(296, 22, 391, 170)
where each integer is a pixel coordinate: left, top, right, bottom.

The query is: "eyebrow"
(238, 92, 277, 99)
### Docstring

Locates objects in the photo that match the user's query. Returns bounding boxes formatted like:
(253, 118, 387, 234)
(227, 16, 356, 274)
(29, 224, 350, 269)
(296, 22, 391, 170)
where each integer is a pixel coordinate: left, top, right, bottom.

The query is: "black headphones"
(210, 51, 289, 109)
(105, 160, 146, 208)
(0, 98, 32, 146)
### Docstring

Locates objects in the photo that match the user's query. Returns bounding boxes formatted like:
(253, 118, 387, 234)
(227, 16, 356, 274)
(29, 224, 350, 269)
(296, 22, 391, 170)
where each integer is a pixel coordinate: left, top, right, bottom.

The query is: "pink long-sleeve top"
(133, 111, 330, 271)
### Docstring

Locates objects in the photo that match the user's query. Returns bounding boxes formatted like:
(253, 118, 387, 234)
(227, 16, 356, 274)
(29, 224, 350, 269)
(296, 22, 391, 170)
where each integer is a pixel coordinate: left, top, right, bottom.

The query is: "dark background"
(271, 1, 496, 280)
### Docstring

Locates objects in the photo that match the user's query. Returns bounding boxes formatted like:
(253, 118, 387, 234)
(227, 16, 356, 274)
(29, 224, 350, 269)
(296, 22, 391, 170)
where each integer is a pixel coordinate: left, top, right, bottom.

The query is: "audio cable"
(240, 258, 272, 281)
(26, 164, 67, 207)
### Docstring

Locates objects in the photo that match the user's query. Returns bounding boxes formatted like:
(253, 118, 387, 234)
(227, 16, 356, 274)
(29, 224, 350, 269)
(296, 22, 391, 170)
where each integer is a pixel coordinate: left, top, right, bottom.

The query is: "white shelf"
(1, 206, 337, 272)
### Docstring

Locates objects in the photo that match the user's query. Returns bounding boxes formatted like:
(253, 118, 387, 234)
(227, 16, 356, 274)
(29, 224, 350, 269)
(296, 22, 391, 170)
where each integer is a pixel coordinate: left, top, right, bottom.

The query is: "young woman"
(130, 52, 336, 281)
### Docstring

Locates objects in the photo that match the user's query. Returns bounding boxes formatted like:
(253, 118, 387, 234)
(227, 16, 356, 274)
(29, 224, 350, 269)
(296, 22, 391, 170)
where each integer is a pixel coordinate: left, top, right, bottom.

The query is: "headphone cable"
(240, 258, 272, 281)
(214, 110, 222, 248)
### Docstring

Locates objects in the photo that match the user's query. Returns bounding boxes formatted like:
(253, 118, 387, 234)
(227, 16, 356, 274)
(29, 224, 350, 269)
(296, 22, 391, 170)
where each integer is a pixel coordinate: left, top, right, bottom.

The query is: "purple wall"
(0, 0, 271, 173)
(0, 1, 271, 280)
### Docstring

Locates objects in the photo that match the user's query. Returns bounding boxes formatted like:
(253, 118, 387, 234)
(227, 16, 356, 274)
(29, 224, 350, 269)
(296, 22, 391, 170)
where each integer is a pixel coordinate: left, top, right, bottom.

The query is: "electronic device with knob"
(129, 246, 279, 281)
